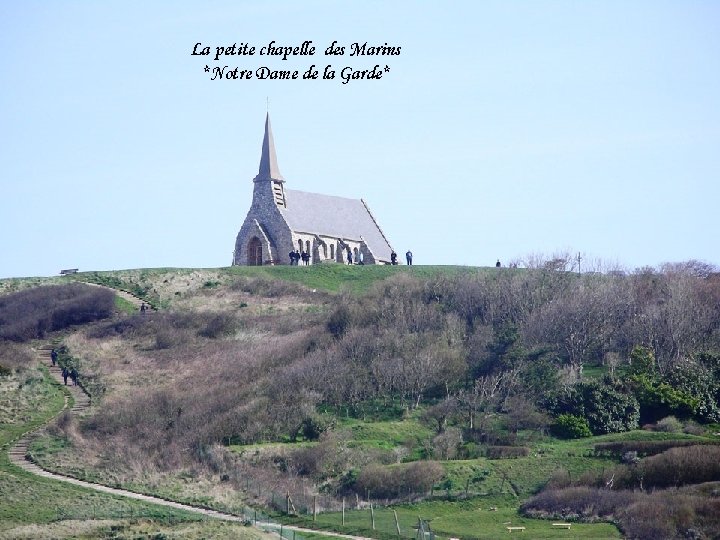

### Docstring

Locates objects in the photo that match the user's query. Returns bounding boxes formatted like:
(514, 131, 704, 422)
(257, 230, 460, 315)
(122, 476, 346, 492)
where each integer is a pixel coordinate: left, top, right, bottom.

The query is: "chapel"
(232, 114, 394, 266)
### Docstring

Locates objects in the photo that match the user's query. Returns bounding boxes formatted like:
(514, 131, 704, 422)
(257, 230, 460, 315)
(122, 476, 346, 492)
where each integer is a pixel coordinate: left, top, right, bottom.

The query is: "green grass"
(224, 264, 484, 294)
(283, 496, 621, 539)
(113, 294, 137, 314)
(3, 264, 491, 299)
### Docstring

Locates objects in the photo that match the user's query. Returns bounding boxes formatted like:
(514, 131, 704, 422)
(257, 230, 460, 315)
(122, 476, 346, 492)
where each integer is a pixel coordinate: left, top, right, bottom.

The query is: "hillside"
(1, 263, 720, 539)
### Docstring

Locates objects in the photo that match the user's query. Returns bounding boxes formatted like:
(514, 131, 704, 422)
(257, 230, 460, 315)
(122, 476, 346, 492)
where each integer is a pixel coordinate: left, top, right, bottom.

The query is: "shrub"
(486, 446, 530, 459)
(0, 341, 33, 373)
(655, 415, 683, 433)
(546, 380, 640, 434)
(551, 414, 592, 439)
(523, 487, 720, 539)
(198, 313, 236, 338)
(0, 284, 114, 341)
(354, 461, 444, 499)
(593, 440, 720, 458)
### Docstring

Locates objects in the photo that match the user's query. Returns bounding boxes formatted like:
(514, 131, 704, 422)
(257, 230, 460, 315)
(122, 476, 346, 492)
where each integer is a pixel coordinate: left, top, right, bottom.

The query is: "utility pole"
(577, 252, 582, 274)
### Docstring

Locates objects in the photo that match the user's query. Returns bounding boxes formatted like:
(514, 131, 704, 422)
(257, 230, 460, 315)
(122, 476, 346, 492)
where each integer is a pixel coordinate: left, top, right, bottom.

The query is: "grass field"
(283, 496, 621, 540)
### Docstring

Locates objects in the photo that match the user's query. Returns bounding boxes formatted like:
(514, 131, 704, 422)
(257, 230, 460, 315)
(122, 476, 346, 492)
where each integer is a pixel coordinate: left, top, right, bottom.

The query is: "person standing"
(391, 251, 397, 265)
(346, 247, 353, 265)
(406, 250, 413, 265)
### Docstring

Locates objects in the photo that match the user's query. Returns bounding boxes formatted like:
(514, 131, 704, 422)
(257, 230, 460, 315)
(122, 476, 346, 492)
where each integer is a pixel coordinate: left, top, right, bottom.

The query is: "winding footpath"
(7, 294, 373, 540)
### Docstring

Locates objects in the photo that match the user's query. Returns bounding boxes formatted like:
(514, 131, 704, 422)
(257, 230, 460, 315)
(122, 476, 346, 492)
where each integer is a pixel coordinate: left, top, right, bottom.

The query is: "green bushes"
(551, 414, 592, 439)
(547, 380, 639, 435)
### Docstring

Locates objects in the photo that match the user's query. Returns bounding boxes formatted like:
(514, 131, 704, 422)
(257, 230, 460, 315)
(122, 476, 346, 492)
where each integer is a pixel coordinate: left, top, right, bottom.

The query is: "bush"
(486, 446, 530, 459)
(594, 440, 720, 458)
(551, 414, 592, 439)
(655, 415, 683, 433)
(0, 284, 114, 341)
(523, 487, 720, 539)
(198, 313, 236, 339)
(0, 341, 33, 373)
(354, 461, 444, 499)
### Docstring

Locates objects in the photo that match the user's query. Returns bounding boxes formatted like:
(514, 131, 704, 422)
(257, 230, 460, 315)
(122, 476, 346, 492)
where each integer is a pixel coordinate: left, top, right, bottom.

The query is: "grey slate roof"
(281, 189, 393, 262)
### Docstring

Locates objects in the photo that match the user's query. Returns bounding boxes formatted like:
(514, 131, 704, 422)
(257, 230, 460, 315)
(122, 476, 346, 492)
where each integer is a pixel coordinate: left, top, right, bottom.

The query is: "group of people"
(288, 244, 413, 266)
(288, 250, 311, 265)
(51, 348, 79, 386)
(61, 366, 79, 386)
(390, 250, 413, 265)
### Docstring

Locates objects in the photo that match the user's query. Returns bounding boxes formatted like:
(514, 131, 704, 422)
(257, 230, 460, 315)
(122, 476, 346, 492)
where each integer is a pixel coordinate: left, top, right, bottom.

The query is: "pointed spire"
(255, 113, 284, 182)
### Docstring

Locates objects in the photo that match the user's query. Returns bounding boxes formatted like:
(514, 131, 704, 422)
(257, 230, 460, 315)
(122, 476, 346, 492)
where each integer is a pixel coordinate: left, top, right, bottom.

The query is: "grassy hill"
(2, 264, 720, 539)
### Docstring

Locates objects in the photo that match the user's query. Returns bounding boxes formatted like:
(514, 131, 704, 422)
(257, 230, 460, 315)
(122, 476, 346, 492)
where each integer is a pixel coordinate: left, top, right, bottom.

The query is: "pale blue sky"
(1, 1, 719, 278)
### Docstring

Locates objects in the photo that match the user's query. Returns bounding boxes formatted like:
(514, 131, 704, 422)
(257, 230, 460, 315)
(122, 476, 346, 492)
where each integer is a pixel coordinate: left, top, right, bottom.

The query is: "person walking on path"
(61, 367, 68, 385)
(50, 349, 58, 366)
(70, 368, 78, 386)
(406, 250, 413, 265)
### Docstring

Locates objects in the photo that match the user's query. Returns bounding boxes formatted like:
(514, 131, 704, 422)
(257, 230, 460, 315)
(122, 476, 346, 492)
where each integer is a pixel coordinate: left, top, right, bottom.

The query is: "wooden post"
(393, 509, 401, 536)
(342, 498, 346, 526)
(370, 502, 375, 530)
(313, 495, 317, 522)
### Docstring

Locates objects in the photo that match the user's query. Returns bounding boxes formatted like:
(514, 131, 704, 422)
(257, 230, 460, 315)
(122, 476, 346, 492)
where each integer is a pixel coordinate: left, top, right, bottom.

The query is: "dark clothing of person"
(496, 260, 501, 268)
(70, 369, 78, 386)
(391, 252, 397, 265)
(62, 368, 68, 385)
(301, 252, 310, 265)
(50, 349, 57, 366)
(346, 249, 353, 265)
(289, 251, 295, 265)
(406, 251, 413, 265)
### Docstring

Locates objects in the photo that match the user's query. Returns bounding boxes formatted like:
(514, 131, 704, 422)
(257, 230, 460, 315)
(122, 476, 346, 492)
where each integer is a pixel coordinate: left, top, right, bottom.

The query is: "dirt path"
(8, 347, 374, 540)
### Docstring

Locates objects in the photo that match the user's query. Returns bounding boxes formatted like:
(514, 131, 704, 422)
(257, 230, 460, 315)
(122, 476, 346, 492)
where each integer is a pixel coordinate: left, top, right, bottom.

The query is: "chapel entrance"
(247, 237, 263, 266)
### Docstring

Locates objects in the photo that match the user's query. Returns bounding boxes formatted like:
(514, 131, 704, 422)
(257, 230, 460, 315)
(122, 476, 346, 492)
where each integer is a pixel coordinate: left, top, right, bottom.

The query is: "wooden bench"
(60, 268, 78, 275)
(552, 523, 572, 529)
(506, 526, 526, 532)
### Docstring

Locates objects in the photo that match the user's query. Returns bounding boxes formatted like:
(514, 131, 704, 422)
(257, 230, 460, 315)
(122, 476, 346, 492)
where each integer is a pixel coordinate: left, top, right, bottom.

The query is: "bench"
(60, 268, 78, 275)
(552, 523, 572, 529)
(506, 526, 526, 532)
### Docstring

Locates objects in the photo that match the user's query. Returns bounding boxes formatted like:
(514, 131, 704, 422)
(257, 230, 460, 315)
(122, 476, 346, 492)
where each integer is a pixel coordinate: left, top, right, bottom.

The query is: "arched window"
(247, 237, 262, 266)
(330, 244, 335, 260)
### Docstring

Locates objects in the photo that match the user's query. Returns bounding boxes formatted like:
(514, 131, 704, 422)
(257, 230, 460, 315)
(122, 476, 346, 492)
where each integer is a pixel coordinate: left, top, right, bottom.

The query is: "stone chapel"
(232, 114, 394, 266)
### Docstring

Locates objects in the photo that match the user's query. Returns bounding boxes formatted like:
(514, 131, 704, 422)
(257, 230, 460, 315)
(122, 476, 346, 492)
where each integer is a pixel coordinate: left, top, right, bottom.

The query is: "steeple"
(255, 113, 284, 183)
